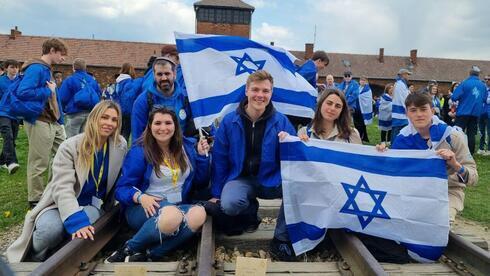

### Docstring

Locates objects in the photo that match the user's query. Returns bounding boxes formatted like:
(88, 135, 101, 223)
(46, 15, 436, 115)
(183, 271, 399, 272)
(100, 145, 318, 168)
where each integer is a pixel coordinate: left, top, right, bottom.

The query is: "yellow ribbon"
(90, 142, 108, 195)
(163, 157, 179, 187)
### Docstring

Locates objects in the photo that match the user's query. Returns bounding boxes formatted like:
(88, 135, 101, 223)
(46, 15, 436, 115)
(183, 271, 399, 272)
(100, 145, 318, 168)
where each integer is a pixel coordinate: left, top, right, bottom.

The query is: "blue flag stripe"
(401, 242, 446, 261)
(281, 141, 447, 179)
(378, 119, 392, 127)
(392, 104, 406, 114)
(287, 222, 326, 244)
(189, 86, 317, 118)
(176, 36, 296, 73)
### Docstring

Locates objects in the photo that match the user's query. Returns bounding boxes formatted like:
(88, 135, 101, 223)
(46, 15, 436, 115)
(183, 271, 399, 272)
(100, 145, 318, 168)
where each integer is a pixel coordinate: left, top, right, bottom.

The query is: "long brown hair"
(139, 107, 188, 176)
(120, 62, 136, 79)
(312, 89, 352, 139)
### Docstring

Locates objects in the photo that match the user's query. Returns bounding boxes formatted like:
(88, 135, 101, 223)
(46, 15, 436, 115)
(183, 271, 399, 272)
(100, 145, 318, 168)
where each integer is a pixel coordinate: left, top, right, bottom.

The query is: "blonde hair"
(77, 101, 122, 174)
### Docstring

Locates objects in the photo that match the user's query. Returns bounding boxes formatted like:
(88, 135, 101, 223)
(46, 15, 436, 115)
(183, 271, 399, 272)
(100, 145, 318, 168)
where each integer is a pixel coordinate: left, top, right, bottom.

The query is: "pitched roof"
(0, 34, 168, 69)
(292, 51, 490, 82)
(194, 0, 254, 10)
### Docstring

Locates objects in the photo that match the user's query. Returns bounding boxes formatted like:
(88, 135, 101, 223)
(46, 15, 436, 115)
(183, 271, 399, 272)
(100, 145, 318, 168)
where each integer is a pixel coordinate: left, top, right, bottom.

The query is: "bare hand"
(72, 225, 95, 240)
(298, 133, 309, 142)
(140, 194, 162, 218)
(375, 143, 388, 152)
(197, 137, 210, 156)
(208, 197, 219, 203)
(278, 131, 289, 141)
(46, 81, 56, 93)
(436, 149, 460, 171)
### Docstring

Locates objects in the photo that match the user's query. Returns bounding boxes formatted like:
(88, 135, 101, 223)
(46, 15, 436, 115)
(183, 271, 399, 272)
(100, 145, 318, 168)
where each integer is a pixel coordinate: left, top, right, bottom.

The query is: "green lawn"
(0, 120, 489, 231)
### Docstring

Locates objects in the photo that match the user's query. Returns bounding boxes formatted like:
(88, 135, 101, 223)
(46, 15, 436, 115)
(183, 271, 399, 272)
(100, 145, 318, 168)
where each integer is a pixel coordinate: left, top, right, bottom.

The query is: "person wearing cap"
(451, 66, 486, 154)
(336, 71, 360, 113)
(477, 75, 490, 155)
(391, 68, 412, 144)
(131, 57, 195, 141)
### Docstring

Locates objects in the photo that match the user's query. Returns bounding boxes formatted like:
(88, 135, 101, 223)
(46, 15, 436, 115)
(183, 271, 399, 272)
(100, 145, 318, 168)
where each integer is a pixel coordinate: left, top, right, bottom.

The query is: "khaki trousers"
(25, 121, 66, 202)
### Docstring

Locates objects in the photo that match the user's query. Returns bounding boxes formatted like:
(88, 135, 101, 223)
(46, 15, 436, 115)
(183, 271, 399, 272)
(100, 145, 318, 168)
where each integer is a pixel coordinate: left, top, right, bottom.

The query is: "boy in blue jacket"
(209, 70, 296, 258)
(20, 38, 68, 205)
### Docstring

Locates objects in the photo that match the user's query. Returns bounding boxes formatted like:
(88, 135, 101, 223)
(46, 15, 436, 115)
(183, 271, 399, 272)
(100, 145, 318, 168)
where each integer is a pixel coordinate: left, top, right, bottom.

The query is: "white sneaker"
(483, 151, 490, 156)
(476, 149, 486, 155)
(1, 164, 7, 170)
(7, 163, 19, 174)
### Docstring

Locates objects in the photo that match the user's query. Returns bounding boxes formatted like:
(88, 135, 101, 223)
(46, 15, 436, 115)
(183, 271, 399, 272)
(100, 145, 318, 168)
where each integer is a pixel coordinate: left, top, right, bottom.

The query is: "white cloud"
(252, 22, 295, 49)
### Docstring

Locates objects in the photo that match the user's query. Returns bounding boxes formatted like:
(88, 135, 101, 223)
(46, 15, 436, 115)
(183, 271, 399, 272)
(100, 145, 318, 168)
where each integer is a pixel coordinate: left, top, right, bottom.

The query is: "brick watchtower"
(194, 0, 255, 38)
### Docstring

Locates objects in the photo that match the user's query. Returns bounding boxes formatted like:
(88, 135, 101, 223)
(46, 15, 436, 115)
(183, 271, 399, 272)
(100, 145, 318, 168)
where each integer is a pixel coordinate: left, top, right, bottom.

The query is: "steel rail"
(196, 216, 215, 276)
(445, 231, 490, 276)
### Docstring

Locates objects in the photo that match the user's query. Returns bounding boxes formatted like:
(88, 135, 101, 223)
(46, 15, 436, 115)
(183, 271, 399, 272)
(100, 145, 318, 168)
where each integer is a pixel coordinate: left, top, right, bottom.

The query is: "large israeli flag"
(175, 32, 317, 128)
(280, 136, 449, 262)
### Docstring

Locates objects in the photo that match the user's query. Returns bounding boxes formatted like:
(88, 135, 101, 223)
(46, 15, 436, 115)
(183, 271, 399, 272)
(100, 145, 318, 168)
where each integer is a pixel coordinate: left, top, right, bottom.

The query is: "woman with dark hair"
(443, 82, 460, 126)
(296, 88, 362, 143)
(7, 101, 127, 262)
(106, 107, 210, 262)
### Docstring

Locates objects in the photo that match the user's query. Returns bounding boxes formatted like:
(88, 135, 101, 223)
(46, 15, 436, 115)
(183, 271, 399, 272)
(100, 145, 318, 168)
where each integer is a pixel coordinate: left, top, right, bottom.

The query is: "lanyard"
(163, 158, 179, 187)
(91, 142, 108, 195)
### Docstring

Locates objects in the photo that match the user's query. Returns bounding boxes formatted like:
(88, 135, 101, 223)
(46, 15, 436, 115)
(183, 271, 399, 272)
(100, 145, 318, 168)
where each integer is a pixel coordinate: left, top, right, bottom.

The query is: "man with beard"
(131, 57, 193, 141)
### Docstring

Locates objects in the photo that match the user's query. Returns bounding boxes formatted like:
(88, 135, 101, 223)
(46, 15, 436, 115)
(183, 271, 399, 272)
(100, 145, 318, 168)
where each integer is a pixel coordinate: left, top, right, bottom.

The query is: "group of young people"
(3, 37, 479, 264)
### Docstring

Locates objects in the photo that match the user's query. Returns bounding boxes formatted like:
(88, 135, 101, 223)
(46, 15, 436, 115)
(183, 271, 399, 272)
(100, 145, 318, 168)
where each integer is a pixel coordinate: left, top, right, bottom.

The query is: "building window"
(197, 7, 250, 24)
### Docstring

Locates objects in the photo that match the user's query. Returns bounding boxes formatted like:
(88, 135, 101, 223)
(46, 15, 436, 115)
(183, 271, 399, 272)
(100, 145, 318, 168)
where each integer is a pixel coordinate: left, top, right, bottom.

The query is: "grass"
(0, 119, 488, 232)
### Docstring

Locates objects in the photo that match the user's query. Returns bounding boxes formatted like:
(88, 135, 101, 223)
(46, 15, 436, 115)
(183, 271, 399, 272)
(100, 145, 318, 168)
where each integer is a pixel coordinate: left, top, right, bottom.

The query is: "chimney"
(270, 41, 274, 46)
(378, 48, 384, 63)
(410, 49, 417, 65)
(9, 26, 21, 40)
(305, 43, 314, 60)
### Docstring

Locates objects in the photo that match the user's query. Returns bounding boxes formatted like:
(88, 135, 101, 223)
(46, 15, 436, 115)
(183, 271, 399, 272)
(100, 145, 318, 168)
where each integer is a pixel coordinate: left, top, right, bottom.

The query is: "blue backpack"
(73, 77, 100, 110)
(6, 74, 45, 121)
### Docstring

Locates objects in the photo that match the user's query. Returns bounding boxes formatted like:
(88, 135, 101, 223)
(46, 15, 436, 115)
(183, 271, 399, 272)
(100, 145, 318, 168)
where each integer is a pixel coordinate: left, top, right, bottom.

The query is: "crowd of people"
(0, 37, 486, 263)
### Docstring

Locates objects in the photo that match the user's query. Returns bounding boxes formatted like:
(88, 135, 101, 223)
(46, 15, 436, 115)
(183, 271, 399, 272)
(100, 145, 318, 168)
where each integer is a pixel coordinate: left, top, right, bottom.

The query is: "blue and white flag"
(378, 93, 392, 131)
(359, 84, 373, 125)
(394, 115, 456, 150)
(280, 136, 449, 262)
(175, 32, 317, 128)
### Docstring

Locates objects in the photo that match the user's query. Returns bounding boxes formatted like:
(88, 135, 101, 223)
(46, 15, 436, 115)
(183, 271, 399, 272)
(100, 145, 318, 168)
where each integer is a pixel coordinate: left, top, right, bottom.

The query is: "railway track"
(8, 200, 490, 276)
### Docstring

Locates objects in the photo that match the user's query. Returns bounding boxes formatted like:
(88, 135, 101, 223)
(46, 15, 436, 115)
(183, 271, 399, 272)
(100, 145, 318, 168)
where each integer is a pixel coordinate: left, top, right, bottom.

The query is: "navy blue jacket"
(211, 107, 295, 198)
(115, 138, 210, 206)
(59, 70, 101, 114)
(451, 76, 486, 116)
(296, 60, 317, 88)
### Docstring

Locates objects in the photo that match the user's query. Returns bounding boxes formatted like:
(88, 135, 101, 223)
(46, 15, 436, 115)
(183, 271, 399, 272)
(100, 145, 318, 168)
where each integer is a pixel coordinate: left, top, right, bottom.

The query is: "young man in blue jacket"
(59, 58, 101, 138)
(209, 70, 296, 256)
(0, 59, 20, 174)
(20, 38, 68, 206)
(451, 66, 486, 154)
(131, 57, 194, 141)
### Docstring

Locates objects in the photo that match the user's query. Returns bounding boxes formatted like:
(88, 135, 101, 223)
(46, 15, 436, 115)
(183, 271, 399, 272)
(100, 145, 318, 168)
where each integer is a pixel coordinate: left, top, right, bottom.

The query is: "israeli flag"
(359, 84, 373, 125)
(175, 32, 317, 128)
(281, 135, 449, 262)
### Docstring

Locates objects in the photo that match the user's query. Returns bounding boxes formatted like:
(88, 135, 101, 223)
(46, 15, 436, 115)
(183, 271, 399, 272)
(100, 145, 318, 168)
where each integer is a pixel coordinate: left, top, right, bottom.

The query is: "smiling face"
(320, 93, 344, 123)
(151, 113, 175, 146)
(99, 108, 119, 138)
(245, 79, 272, 114)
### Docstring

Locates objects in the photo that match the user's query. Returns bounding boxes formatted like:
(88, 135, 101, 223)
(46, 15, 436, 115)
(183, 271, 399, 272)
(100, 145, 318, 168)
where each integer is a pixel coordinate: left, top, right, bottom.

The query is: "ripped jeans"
(125, 201, 196, 259)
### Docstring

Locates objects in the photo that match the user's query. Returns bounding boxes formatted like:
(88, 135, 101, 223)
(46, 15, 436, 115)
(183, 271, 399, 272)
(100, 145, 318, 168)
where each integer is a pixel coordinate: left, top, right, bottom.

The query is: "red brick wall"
(197, 22, 250, 38)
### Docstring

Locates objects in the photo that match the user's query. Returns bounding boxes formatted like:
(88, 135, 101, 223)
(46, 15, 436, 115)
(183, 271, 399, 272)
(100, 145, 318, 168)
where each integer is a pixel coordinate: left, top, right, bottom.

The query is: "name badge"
(167, 192, 182, 204)
(92, 196, 104, 210)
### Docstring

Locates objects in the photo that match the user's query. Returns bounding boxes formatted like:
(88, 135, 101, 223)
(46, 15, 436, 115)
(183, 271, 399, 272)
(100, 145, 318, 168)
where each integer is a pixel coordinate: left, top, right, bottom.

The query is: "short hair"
(360, 75, 368, 81)
(53, 70, 63, 77)
(73, 58, 86, 71)
(3, 59, 19, 68)
(246, 70, 273, 88)
(405, 92, 432, 108)
(161, 45, 178, 57)
(42, 38, 68, 55)
(311, 51, 329, 65)
(152, 57, 176, 71)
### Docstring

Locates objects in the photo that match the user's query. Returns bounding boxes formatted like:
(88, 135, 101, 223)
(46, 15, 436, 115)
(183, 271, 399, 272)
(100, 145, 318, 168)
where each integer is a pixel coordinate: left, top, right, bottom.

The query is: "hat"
(470, 65, 481, 74)
(343, 70, 352, 76)
(398, 68, 412, 75)
(428, 79, 438, 85)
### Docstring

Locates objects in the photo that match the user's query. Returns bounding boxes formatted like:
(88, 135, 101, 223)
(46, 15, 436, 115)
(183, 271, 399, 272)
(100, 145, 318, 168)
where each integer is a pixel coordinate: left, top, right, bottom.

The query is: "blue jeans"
(125, 201, 197, 259)
(220, 177, 288, 241)
(478, 115, 488, 150)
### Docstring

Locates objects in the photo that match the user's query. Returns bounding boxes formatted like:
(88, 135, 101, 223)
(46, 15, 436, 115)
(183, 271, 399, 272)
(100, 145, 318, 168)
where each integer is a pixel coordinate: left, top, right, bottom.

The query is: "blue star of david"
(230, 53, 266, 76)
(339, 175, 390, 229)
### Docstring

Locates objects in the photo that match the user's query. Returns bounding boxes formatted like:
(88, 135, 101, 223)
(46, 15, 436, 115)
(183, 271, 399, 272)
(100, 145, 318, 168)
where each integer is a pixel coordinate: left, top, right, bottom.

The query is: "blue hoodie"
(296, 60, 317, 88)
(211, 107, 295, 198)
(336, 80, 360, 110)
(0, 74, 18, 120)
(115, 137, 210, 206)
(59, 70, 101, 114)
(131, 81, 190, 141)
(451, 75, 486, 116)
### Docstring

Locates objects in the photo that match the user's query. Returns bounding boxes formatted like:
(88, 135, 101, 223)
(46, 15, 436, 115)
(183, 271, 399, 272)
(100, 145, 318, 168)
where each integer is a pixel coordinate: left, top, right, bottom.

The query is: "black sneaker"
(126, 252, 148, 262)
(105, 245, 138, 263)
(269, 238, 298, 262)
(244, 216, 261, 233)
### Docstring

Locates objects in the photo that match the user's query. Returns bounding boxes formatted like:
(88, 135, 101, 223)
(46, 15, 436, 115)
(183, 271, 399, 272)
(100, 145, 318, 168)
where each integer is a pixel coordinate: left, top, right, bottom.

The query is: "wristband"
(457, 165, 465, 175)
(136, 193, 143, 204)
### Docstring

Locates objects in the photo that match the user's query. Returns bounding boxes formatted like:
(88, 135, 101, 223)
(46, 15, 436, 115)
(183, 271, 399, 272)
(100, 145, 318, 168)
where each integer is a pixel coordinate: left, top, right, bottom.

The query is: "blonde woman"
(7, 101, 127, 262)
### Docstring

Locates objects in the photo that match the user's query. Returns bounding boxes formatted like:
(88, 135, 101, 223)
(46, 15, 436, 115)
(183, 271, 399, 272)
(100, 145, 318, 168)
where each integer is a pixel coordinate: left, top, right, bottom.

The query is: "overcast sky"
(1, 0, 489, 60)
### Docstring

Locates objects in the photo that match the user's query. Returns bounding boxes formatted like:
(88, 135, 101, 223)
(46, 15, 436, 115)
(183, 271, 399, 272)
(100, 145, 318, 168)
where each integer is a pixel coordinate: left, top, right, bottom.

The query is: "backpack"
(7, 74, 45, 121)
(73, 77, 100, 110)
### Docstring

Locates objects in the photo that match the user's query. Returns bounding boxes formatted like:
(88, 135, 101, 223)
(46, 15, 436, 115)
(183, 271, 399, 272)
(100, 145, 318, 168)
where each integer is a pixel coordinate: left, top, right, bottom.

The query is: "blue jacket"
(0, 74, 18, 120)
(115, 76, 143, 116)
(337, 80, 360, 110)
(211, 108, 295, 198)
(131, 82, 190, 141)
(4, 62, 64, 124)
(485, 86, 490, 117)
(451, 76, 486, 116)
(115, 138, 210, 206)
(59, 70, 101, 114)
(296, 60, 317, 88)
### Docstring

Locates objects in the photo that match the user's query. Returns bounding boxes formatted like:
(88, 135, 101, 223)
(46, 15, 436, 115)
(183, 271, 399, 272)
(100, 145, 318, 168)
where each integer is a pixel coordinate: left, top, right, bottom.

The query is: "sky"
(1, 0, 489, 60)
